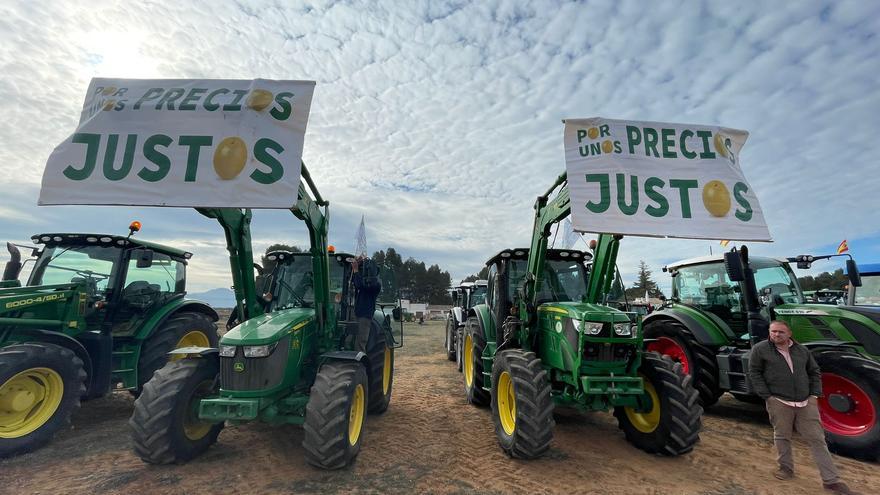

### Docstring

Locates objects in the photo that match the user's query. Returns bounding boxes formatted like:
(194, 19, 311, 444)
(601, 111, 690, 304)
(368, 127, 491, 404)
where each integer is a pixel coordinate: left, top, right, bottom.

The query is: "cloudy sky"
(1, 0, 878, 295)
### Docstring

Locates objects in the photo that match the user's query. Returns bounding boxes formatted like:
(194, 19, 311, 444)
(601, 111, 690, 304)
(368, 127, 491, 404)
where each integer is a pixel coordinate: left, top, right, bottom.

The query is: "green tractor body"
(0, 230, 219, 456)
(445, 279, 487, 369)
(462, 173, 701, 459)
(645, 250, 880, 459)
(130, 165, 403, 469)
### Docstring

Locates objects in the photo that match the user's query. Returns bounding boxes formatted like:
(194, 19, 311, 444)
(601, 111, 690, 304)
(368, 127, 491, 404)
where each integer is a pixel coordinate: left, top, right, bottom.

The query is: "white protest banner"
(563, 117, 771, 241)
(39, 78, 315, 208)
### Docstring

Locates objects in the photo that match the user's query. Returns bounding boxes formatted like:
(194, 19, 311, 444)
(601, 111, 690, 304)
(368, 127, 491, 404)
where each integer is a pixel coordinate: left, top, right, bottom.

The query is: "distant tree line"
(798, 269, 850, 291)
(372, 247, 452, 305)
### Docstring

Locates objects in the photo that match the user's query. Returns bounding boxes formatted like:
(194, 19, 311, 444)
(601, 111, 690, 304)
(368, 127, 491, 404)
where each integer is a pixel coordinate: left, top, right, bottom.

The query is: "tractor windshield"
(673, 260, 803, 313)
(855, 274, 880, 306)
(272, 258, 314, 309)
(28, 245, 118, 294)
(536, 259, 589, 303)
(469, 286, 487, 308)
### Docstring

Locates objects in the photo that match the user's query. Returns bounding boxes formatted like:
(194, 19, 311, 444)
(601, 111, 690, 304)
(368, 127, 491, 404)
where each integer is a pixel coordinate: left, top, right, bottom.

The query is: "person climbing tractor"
(351, 255, 382, 352)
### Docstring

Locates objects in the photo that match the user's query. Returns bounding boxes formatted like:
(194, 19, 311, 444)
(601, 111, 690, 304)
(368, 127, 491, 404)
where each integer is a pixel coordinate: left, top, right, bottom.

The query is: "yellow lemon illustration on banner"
(246, 89, 274, 111)
(213, 137, 248, 180)
(101, 86, 117, 96)
(588, 127, 599, 139)
(102, 100, 116, 111)
(602, 140, 614, 154)
(702, 180, 731, 217)
(714, 133, 728, 157)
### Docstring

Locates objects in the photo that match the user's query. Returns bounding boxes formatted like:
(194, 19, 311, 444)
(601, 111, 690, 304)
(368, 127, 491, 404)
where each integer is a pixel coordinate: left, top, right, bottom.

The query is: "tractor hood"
(221, 307, 314, 346)
(538, 301, 632, 323)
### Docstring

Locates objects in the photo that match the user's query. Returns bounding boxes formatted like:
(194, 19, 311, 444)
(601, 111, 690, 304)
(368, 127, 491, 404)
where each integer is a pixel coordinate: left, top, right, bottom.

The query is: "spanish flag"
(720, 240, 730, 247)
(837, 239, 849, 254)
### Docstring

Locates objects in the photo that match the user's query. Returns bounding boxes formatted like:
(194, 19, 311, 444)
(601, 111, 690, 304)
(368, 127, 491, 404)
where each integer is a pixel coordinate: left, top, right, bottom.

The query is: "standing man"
(749, 320, 859, 495)
(351, 256, 381, 353)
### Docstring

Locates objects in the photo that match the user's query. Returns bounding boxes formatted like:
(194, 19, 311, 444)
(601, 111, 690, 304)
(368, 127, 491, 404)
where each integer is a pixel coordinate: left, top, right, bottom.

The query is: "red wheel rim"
(819, 373, 877, 436)
(646, 336, 690, 374)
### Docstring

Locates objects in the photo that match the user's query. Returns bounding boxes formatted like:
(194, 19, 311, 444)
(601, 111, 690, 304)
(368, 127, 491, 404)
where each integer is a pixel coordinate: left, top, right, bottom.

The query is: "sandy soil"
(1, 320, 878, 495)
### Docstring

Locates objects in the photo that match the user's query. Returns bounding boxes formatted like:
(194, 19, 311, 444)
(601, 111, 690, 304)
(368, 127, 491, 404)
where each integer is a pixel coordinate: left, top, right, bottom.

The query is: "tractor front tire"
(463, 317, 490, 406)
(491, 349, 554, 459)
(366, 326, 394, 414)
(129, 358, 223, 464)
(0, 343, 86, 457)
(445, 318, 456, 361)
(303, 361, 369, 469)
(135, 312, 219, 394)
(644, 319, 723, 407)
(813, 350, 880, 460)
(614, 352, 702, 455)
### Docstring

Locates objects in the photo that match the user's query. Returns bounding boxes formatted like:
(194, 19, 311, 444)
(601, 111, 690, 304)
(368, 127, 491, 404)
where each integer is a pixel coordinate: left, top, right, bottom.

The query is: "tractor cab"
(21, 231, 191, 336)
(849, 263, 880, 307)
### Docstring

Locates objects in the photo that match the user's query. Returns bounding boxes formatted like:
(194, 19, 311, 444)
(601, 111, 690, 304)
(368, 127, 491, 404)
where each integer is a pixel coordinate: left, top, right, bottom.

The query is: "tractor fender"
(319, 350, 367, 369)
(167, 346, 219, 358)
(134, 299, 220, 341)
(5, 328, 94, 394)
(800, 340, 863, 353)
(643, 309, 729, 347)
(468, 304, 493, 341)
(452, 307, 464, 326)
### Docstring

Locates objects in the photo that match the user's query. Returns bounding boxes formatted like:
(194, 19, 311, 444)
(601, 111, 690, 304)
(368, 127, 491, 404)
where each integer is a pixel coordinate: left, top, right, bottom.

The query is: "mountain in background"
(187, 288, 235, 308)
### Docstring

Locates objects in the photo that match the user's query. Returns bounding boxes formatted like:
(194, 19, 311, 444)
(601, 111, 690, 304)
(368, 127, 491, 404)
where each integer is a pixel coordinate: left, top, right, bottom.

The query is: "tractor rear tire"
(455, 325, 464, 373)
(129, 358, 223, 464)
(463, 317, 490, 406)
(644, 319, 723, 407)
(813, 350, 880, 460)
(491, 349, 554, 459)
(135, 312, 219, 394)
(614, 352, 702, 456)
(0, 343, 86, 457)
(445, 318, 456, 361)
(303, 361, 368, 469)
(366, 326, 394, 414)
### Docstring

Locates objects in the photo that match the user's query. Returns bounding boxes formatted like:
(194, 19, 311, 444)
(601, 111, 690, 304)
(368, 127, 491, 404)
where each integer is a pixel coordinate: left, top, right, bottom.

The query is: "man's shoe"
(774, 468, 794, 480)
(823, 481, 861, 495)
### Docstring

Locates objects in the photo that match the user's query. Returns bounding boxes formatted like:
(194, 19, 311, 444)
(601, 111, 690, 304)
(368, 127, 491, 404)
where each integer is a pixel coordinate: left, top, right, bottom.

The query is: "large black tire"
(129, 358, 224, 464)
(444, 317, 456, 361)
(136, 312, 219, 393)
(0, 343, 86, 457)
(303, 361, 369, 470)
(614, 352, 703, 455)
(366, 325, 394, 414)
(455, 325, 464, 373)
(644, 319, 723, 407)
(490, 349, 554, 459)
(463, 317, 490, 406)
(812, 350, 880, 460)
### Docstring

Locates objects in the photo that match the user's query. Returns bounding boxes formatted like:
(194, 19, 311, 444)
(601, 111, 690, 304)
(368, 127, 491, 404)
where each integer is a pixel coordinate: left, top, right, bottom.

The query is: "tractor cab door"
(111, 249, 185, 335)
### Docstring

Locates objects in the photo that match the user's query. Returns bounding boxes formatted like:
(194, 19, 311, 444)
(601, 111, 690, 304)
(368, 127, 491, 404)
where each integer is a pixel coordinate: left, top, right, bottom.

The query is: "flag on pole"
(562, 218, 580, 249)
(355, 215, 368, 257)
(719, 240, 730, 247)
(837, 239, 849, 254)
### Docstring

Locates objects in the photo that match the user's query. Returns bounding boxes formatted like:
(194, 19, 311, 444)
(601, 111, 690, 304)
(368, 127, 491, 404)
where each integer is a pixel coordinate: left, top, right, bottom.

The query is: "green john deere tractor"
(445, 279, 487, 371)
(129, 165, 402, 469)
(645, 247, 880, 459)
(0, 224, 219, 457)
(461, 172, 702, 459)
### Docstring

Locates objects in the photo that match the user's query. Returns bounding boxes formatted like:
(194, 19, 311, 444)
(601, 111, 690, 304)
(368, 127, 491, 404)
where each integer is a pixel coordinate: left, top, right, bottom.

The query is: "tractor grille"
(583, 342, 635, 363)
(220, 336, 290, 391)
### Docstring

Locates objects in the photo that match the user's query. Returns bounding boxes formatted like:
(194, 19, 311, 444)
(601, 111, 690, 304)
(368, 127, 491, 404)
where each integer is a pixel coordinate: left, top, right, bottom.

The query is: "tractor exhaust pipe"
(3, 242, 22, 281)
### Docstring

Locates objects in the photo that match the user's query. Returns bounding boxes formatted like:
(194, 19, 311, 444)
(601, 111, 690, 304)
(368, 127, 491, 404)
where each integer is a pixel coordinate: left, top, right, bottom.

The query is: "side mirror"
(846, 259, 862, 287)
(135, 249, 153, 268)
(724, 249, 745, 282)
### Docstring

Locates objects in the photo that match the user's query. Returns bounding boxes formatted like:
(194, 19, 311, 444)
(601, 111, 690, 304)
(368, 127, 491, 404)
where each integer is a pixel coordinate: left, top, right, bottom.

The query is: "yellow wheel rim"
(171, 331, 211, 362)
(182, 379, 214, 441)
(382, 347, 392, 395)
(0, 368, 65, 439)
(497, 371, 516, 435)
(348, 383, 365, 446)
(625, 376, 661, 433)
(463, 334, 473, 388)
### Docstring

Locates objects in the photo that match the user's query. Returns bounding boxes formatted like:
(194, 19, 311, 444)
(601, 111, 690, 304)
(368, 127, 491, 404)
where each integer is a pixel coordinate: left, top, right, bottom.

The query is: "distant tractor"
(462, 173, 701, 459)
(645, 249, 880, 459)
(130, 166, 402, 469)
(444, 280, 487, 371)
(0, 223, 218, 457)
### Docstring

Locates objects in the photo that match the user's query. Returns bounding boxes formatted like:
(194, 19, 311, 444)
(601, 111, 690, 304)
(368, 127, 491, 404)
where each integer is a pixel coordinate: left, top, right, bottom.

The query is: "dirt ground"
(1, 320, 878, 495)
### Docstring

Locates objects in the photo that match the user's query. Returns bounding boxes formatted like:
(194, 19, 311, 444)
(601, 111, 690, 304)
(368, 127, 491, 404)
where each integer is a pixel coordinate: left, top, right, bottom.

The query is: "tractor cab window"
(673, 264, 744, 323)
(469, 286, 487, 309)
(272, 258, 315, 310)
(29, 245, 118, 297)
(535, 260, 589, 304)
(121, 252, 184, 309)
(855, 274, 880, 306)
(752, 261, 802, 304)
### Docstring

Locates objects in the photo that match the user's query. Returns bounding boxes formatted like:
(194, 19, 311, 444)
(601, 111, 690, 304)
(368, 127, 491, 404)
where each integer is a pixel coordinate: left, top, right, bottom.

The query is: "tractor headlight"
(584, 322, 603, 335)
(613, 323, 633, 336)
(243, 344, 276, 358)
(218, 345, 236, 357)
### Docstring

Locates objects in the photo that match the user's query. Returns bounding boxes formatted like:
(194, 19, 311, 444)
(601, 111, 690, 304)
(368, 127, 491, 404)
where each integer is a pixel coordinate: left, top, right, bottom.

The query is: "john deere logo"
(233, 362, 245, 373)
